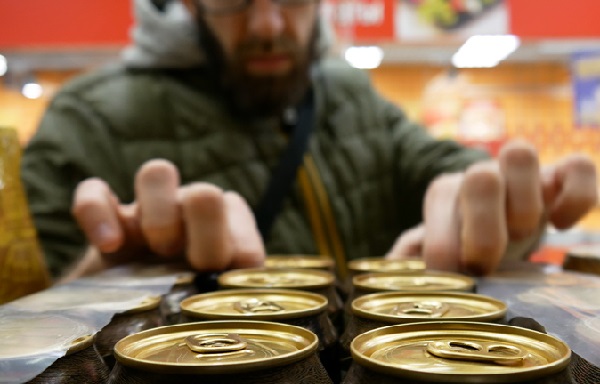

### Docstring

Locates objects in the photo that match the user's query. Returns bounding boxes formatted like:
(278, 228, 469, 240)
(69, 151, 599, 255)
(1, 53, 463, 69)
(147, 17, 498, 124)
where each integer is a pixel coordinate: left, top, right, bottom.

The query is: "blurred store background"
(1, 0, 600, 256)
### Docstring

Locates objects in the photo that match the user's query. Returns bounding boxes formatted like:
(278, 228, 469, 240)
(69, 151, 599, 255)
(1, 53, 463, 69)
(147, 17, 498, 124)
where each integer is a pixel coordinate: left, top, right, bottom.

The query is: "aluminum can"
(0, 313, 109, 384)
(180, 289, 341, 382)
(343, 321, 571, 383)
(263, 257, 345, 338)
(218, 268, 341, 318)
(344, 257, 427, 301)
(341, 292, 507, 354)
(265, 254, 336, 271)
(346, 270, 476, 321)
(108, 320, 333, 384)
(180, 289, 335, 346)
(95, 295, 163, 369)
(351, 270, 476, 298)
(347, 257, 426, 277)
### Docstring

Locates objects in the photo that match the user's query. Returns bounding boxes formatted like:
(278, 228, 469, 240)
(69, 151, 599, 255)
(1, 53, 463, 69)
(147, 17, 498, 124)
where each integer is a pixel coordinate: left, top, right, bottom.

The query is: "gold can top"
(353, 271, 475, 293)
(181, 289, 328, 320)
(352, 292, 506, 324)
(218, 268, 335, 290)
(265, 255, 334, 270)
(0, 313, 95, 359)
(7, 287, 161, 313)
(351, 321, 571, 383)
(114, 320, 318, 374)
(347, 257, 426, 274)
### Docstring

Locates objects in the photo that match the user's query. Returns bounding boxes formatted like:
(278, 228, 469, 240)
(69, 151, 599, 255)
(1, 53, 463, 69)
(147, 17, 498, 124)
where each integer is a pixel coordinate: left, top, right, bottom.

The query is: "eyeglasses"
(196, 0, 317, 15)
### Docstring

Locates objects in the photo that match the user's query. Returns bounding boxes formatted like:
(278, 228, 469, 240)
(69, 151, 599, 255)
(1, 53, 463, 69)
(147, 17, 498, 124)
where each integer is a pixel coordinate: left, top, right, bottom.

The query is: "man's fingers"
(71, 178, 123, 253)
(422, 173, 463, 271)
(385, 225, 425, 260)
(181, 187, 265, 271)
(459, 162, 508, 275)
(181, 183, 231, 271)
(499, 140, 543, 239)
(135, 159, 184, 256)
(224, 191, 265, 269)
(544, 154, 598, 229)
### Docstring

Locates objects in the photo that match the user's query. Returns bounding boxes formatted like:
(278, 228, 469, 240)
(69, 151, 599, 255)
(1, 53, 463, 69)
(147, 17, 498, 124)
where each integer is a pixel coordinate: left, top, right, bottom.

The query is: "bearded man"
(21, 0, 597, 281)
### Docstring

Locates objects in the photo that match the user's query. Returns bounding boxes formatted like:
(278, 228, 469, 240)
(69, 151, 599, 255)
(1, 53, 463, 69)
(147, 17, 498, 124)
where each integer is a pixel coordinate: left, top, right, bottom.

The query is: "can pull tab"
(185, 333, 248, 354)
(426, 340, 526, 366)
(234, 299, 285, 313)
(392, 301, 449, 318)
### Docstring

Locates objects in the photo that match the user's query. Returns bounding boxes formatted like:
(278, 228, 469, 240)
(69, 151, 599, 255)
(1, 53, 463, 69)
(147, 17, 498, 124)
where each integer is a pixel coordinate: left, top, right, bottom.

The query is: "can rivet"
(392, 301, 449, 318)
(185, 334, 248, 354)
(234, 299, 285, 313)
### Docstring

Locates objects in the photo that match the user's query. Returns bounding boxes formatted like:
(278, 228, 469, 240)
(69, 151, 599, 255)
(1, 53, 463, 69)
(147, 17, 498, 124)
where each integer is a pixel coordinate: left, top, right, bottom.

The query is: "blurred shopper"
(21, 0, 597, 281)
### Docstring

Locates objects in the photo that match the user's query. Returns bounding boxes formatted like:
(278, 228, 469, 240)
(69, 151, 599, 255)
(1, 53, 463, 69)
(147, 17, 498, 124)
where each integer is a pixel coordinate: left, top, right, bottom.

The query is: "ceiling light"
(22, 83, 43, 99)
(0, 55, 6, 76)
(452, 35, 520, 68)
(345, 46, 384, 69)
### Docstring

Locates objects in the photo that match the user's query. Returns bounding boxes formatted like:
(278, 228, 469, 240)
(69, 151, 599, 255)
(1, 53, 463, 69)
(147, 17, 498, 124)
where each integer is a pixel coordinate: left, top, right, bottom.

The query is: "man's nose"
(247, 0, 284, 39)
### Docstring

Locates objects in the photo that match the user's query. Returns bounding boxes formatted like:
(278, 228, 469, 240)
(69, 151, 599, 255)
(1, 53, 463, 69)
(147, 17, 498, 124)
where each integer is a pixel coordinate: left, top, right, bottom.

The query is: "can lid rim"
(347, 257, 426, 273)
(351, 292, 507, 323)
(180, 289, 328, 320)
(218, 268, 335, 289)
(265, 255, 335, 270)
(350, 321, 571, 382)
(352, 271, 475, 292)
(114, 320, 319, 374)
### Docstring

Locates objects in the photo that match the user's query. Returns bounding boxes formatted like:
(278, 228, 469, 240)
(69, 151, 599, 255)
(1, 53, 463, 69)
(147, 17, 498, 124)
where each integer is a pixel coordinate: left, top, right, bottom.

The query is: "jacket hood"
(122, 0, 334, 68)
(122, 0, 203, 68)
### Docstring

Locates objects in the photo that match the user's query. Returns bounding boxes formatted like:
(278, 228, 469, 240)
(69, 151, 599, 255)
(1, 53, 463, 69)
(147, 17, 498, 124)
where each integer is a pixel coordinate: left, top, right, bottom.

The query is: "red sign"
(322, 0, 396, 43)
(0, 0, 132, 49)
(507, 0, 600, 38)
(1, 0, 598, 49)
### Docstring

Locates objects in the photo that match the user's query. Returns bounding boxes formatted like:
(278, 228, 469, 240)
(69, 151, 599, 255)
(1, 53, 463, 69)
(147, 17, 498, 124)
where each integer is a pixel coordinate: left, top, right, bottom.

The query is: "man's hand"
(70, 159, 265, 276)
(387, 140, 598, 275)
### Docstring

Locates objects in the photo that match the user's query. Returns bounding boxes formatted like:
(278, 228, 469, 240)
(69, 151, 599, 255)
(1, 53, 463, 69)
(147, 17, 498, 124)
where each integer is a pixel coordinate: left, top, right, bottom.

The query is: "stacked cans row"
(0, 256, 572, 383)
(340, 258, 571, 383)
(113, 256, 570, 383)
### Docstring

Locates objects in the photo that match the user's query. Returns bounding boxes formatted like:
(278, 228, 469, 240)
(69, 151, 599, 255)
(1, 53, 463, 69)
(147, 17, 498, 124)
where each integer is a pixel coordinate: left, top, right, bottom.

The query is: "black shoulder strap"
(254, 90, 315, 241)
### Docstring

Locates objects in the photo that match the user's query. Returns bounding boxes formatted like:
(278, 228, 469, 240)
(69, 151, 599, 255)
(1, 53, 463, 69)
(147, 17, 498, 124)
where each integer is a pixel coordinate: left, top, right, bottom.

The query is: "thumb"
(542, 155, 598, 229)
(385, 225, 425, 260)
(225, 192, 266, 269)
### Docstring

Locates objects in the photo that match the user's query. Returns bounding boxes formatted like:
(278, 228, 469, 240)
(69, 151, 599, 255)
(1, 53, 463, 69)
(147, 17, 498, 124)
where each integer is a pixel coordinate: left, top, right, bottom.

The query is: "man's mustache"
(236, 37, 300, 57)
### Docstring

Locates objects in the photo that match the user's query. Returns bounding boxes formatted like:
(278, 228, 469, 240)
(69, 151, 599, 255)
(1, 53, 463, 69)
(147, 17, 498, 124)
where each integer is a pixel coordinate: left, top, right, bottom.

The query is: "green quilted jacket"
(21, 59, 487, 278)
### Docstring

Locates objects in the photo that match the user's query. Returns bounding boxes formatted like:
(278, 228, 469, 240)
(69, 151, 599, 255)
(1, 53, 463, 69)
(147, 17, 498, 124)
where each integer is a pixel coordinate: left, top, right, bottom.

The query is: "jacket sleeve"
(21, 91, 126, 278)
(382, 95, 542, 262)
(382, 94, 490, 229)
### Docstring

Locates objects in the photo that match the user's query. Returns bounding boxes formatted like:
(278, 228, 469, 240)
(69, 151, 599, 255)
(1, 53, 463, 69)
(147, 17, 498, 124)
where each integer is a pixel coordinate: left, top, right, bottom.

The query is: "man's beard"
(196, 17, 319, 120)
